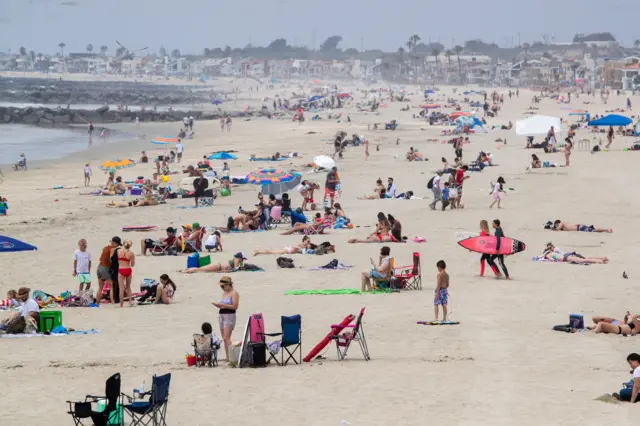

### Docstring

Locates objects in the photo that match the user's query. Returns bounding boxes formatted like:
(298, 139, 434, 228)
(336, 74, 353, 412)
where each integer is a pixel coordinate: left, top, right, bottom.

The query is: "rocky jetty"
(0, 76, 221, 106)
(0, 105, 268, 127)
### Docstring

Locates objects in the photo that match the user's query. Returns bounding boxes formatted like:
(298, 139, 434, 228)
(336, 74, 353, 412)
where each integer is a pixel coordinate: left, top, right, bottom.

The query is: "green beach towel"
(285, 288, 393, 295)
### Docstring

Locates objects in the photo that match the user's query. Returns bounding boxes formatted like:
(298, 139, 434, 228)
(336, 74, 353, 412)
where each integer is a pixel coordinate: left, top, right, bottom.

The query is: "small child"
(434, 260, 450, 322)
(441, 182, 450, 211)
(314, 212, 322, 224)
(0, 290, 18, 308)
(489, 176, 506, 209)
(201, 321, 221, 347)
(73, 239, 92, 292)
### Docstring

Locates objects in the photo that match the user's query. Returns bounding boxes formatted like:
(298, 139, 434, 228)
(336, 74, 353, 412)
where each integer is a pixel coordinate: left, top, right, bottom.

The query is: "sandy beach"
(1, 79, 640, 425)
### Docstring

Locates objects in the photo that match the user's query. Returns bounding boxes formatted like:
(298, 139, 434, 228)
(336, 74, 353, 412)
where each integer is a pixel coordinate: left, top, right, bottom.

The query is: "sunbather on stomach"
(180, 252, 246, 274)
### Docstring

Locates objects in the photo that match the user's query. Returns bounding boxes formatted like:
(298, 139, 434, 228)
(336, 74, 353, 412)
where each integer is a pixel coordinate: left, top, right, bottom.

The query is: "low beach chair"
(329, 308, 370, 361)
(373, 258, 395, 290)
(67, 372, 122, 426)
(192, 334, 220, 367)
(394, 252, 422, 290)
(259, 314, 302, 366)
(122, 373, 171, 426)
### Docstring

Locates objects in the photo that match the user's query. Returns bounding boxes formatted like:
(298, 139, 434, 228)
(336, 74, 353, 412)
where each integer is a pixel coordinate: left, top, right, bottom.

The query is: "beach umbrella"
(98, 159, 135, 170)
(337, 93, 351, 99)
(312, 155, 335, 170)
(450, 111, 472, 119)
(588, 114, 632, 127)
(246, 169, 302, 195)
(308, 95, 324, 102)
(515, 115, 563, 136)
(208, 152, 237, 160)
(424, 89, 435, 95)
(151, 136, 180, 145)
(211, 99, 223, 105)
(0, 235, 37, 252)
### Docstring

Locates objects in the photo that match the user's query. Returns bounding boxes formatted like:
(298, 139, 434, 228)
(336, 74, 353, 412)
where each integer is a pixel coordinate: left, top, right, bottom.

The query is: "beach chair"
(259, 314, 302, 366)
(192, 334, 220, 367)
(373, 258, 396, 290)
(122, 373, 171, 426)
(329, 308, 370, 361)
(269, 205, 290, 225)
(67, 372, 123, 426)
(394, 252, 422, 290)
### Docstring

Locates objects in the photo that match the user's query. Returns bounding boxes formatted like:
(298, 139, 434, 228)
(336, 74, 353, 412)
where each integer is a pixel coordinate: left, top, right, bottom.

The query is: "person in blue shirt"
(441, 182, 450, 211)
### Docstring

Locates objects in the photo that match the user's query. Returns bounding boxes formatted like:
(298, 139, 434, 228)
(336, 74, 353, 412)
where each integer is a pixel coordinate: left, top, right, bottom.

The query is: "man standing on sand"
(429, 171, 443, 210)
(324, 166, 339, 209)
(176, 139, 183, 163)
(96, 238, 119, 305)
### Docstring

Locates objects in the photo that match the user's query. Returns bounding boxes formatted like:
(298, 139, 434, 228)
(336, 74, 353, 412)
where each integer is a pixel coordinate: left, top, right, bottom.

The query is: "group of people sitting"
(359, 177, 397, 200)
(253, 235, 336, 256)
(349, 212, 402, 244)
(140, 223, 220, 256)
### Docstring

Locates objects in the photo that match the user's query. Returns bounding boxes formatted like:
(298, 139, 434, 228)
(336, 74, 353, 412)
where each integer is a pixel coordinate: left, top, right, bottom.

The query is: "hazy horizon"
(2, 0, 637, 55)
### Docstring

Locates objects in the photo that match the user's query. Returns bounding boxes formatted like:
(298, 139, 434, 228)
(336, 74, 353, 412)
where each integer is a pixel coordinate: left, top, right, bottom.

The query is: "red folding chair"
(329, 308, 370, 361)
(394, 252, 422, 290)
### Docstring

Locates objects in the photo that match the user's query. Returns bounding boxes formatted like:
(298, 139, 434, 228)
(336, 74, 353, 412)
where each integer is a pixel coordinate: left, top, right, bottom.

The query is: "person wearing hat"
(180, 252, 246, 274)
(139, 227, 177, 256)
(13, 153, 27, 171)
(183, 223, 203, 252)
(97, 237, 121, 305)
(212, 276, 239, 361)
(0, 287, 39, 334)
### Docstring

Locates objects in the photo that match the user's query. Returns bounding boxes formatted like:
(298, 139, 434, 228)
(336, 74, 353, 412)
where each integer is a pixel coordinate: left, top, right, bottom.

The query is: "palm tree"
(100, 45, 108, 56)
(171, 49, 181, 58)
(454, 45, 463, 84)
(58, 42, 66, 57)
(408, 34, 421, 53)
(19, 46, 27, 56)
(86, 44, 93, 53)
(432, 48, 441, 80)
(203, 48, 211, 57)
(635, 39, 640, 49)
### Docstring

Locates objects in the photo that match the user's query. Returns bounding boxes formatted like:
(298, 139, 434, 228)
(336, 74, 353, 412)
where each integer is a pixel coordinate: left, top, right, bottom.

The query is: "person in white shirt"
(204, 231, 222, 252)
(84, 163, 92, 187)
(73, 239, 92, 292)
(614, 353, 640, 402)
(135, 116, 140, 128)
(0, 287, 40, 334)
(183, 117, 189, 128)
(176, 140, 183, 163)
(429, 171, 443, 210)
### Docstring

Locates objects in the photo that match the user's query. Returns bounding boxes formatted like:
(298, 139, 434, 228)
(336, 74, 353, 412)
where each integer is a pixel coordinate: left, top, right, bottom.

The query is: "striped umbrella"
(246, 169, 302, 195)
(151, 136, 180, 145)
(98, 159, 135, 170)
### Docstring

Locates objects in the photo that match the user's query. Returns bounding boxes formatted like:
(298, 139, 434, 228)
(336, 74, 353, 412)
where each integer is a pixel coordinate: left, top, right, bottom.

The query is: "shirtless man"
(552, 220, 612, 233)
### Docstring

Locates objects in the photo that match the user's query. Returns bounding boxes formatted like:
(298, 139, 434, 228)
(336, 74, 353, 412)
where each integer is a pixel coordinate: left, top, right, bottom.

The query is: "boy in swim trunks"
(73, 239, 92, 293)
(434, 260, 449, 321)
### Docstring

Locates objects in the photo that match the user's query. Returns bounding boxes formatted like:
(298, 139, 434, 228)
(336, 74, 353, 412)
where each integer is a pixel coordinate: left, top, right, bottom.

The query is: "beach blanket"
(305, 259, 354, 271)
(0, 329, 100, 338)
(285, 289, 391, 295)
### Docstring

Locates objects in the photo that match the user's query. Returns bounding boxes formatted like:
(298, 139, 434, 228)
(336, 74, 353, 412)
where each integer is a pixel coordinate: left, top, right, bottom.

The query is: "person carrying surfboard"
(490, 219, 510, 280)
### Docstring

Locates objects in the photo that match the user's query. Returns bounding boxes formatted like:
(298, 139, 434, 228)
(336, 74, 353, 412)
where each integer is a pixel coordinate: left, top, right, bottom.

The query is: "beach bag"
(198, 255, 211, 268)
(427, 176, 435, 189)
(449, 187, 459, 199)
(276, 257, 295, 268)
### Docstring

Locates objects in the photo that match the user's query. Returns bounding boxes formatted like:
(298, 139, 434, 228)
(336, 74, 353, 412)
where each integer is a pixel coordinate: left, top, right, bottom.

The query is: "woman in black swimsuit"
(593, 312, 640, 335)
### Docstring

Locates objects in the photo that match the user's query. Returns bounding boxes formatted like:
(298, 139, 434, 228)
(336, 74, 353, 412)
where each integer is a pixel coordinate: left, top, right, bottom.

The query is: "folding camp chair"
(394, 252, 422, 290)
(122, 373, 171, 426)
(373, 258, 396, 290)
(259, 314, 302, 366)
(329, 308, 370, 361)
(192, 334, 220, 367)
(67, 372, 123, 426)
(269, 205, 291, 225)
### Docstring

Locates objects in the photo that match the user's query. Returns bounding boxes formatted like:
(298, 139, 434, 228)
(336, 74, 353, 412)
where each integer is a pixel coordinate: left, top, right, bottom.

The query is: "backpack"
(427, 176, 436, 189)
(276, 257, 295, 268)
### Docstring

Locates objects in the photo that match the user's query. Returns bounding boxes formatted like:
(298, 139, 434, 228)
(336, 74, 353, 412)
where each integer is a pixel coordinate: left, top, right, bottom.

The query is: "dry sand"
(1, 80, 640, 425)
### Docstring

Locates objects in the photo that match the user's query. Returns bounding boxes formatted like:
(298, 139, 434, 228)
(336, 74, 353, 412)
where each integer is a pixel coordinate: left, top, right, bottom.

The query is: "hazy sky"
(1, 0, 636, 55)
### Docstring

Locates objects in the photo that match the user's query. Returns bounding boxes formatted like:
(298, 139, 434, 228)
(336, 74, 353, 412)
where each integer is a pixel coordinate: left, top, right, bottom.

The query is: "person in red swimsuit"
(116, 240, 136, 307)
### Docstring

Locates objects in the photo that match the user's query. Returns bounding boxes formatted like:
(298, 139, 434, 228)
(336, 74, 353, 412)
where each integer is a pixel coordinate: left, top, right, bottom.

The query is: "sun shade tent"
(587, 114, 633, 127)
(0, 236, 37, 252)
(515, 115, 563, 136)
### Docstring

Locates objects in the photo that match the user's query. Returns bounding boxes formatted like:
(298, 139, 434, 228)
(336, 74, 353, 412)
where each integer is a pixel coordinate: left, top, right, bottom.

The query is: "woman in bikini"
(180, 252, 246, 273)
(116, 240, 135, 307)
(592, 312, 640, 335)
(349, 212, 396, 243)
(280, 211, 333, 235)
(254, 236, 313, 256)
(542, 243, 609, 264)
(152, 274, 177, 304)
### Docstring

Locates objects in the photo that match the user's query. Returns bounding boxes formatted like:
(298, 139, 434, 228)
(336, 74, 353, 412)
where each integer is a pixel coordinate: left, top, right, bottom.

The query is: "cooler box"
(130, 188, 143, 196)
(39, 310, 62, 333)
(198, 255, 211, 267)
(186, 253, 200, 268)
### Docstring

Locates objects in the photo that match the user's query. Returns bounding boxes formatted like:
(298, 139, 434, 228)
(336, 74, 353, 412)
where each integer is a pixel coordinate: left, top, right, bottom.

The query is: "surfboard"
(121, 226, 158, 232)
(458, 235, 525, 255)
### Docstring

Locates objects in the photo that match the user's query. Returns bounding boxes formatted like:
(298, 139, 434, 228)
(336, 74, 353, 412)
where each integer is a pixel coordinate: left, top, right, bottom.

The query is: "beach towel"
(532, 256, 590, 265)
(305, 259, 354, 271)
(0, 329, 100, 338)
(285, 289, 391, 295)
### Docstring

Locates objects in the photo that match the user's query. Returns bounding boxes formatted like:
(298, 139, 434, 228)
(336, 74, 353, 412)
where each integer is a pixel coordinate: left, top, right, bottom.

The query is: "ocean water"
(0, 124, 130, 164)
(0, 102, 203, 112)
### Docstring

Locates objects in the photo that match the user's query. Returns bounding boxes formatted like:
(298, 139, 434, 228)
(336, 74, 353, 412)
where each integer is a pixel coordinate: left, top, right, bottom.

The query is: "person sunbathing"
(530, 154, 542, 169)
(254, 236, 315, 255)
(406, 147, 424, 161)
(180, 252, 246, 273)
(589, 314, 640, 329)
(552, 220, 612, 233)
(280, 217, 330, 235)
(592, 312, 640, 335)
(107, 199, 141, 208)
(542, 243, 609, 264)
(359, 188, 387, 200)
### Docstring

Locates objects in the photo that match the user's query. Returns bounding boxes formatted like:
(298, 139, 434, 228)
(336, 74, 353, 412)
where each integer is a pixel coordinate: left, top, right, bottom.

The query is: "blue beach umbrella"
(0, 235, 37, 252)
(208, 152, 238, 160)
(211, 99, 223, 105)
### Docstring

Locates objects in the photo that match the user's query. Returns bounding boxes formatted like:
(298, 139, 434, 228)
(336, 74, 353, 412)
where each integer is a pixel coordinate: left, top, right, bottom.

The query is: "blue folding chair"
(260, 315, 302, 366)
(122, 373, 171, 426)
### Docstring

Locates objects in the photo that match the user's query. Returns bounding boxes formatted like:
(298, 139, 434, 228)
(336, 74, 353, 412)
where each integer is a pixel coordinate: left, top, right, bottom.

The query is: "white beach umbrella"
(515, 115, 563, 136)
(313, 155, 336, 169)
